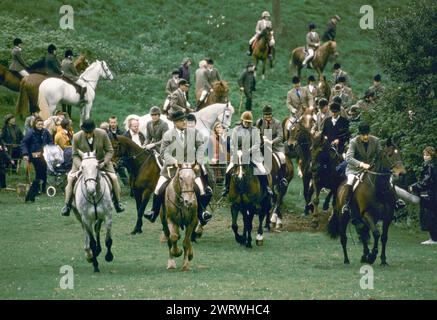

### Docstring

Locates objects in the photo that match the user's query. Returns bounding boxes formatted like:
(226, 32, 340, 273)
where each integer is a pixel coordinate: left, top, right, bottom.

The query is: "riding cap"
(330, 102, 341, 113)
(334, 15, 341, 21)
(262, 11, 270, 18)
(206, 58, 214, 65)
(308, 75, 316, 82)
(363, 89, 375, 99)
(81, 119, 96, 133)
(178, 79, 189, 86)
(170, 110, 186, 122)
(186, 113, 197, 123)
(309, 23, 316, 30)
(64, 49, 74, 58)
(172, 69, 180, 75)
(246, 62, 255, 68)
(150, 106, 161, 115)
(318, 98, 329, 107)
(374, 74, 381, 82)
(240, 111, 253, 123)
(262, 105, 273, 114)
(292, 76, 300, 84)
(48, 44, 57, 53)
(333, 95, 342, 104)
(333, 63, 341, 70)
(358, 122, 371, 135)
(4, 114, 15, 124)
(13, 38, 22, 46)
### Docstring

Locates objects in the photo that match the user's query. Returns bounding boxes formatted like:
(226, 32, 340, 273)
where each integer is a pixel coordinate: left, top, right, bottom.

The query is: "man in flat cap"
(322, 15, 341, 42)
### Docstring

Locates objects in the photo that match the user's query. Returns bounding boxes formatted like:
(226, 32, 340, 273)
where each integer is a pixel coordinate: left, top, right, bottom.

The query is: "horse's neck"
(81, 63, 101, 82)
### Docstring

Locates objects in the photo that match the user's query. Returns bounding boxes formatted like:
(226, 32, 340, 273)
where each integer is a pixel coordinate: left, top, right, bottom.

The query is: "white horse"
(124, 103, 235, 139)
(72, 151, 114, 273)
(38, 60, 114, 124)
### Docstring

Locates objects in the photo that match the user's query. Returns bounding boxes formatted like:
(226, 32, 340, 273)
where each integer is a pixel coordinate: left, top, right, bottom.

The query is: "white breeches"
(195, 177, 205, 195)
(19, 70, 29, 76)
(154, 176, 169, 195)
(226, 161, 267, 175)
(276, 152, 286, 164)
(346, 174, 356, 185)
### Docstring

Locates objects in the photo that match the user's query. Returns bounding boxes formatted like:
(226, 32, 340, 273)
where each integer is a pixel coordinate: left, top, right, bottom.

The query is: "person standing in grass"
(238, 62, 256, 111)
(409, 146, 437, 245)
(0, 136, 14, 189)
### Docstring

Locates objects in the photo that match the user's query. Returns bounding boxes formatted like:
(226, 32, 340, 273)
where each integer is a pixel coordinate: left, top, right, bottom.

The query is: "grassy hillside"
(0, 0, 409, 127)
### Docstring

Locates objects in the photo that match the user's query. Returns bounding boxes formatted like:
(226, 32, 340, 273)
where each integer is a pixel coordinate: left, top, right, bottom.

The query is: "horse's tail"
(37, 85, 51, 120)
(16, 79, 28, 116)
(327, 209, 340, 239)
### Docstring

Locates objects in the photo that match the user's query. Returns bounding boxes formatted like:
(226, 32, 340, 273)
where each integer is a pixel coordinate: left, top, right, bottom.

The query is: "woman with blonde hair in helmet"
(247, 11, 275, 58)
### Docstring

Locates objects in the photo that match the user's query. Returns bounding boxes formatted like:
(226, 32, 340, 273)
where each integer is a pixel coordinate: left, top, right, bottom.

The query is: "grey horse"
(72, 151, 114, 272)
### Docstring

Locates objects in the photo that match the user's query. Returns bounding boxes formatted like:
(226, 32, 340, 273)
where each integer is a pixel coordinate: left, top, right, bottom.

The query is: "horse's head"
(379, 138, 406, 177)
(110, 135, 123, 164)
(216, 103, 234, 129)
(99, 60, 114, 80)
(79, 150, 99, 197)
(175, 163, 197, 209)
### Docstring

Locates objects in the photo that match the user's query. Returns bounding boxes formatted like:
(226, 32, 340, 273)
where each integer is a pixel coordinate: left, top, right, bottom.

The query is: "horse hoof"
(344, 259, 350, 265)
(270, 213, 278, 223)
(380, 261, 389, 267)
(245, 243, 252, 249)
(181, 265, 190, 272)
(167, 259, 176, 270)
(105, 252, 114, 262)
(94, 268, 100, 273)
(130, 228, 142, 235)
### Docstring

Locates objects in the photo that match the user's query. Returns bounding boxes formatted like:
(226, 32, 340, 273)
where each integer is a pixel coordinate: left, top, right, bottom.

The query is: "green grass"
(1, 0, 434, 300)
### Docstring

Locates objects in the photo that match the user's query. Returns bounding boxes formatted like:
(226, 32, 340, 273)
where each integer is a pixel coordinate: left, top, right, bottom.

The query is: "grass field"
(1, 0, 436, 300)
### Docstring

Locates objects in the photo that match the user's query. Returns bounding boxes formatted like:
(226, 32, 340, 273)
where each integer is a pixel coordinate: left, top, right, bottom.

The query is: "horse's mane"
(212, 80, 229, 93)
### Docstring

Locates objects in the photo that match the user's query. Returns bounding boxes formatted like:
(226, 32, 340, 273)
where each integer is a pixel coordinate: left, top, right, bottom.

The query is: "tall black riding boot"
(279, 163, 288, 187)
(144, 193, 163, 223)
(198, 192, 213, 226)
(221, 171, 231, 197)
(342, 184, 362, 227)
(246, 44, 253, 56)
(259, 175, 273, 196)
(25, 181, 39, 203)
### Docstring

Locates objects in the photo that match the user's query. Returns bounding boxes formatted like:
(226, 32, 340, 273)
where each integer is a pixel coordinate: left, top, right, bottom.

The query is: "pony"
(253, 27, 274, 80)
(111, 135, 160, 235)
(72, 151, 114, 273)
(327, 139, 406, 265)
(126, 102, 235, 140)
(310, 133, 345, 215)
(15, 54, 88, 118)
(290, 41, 339, 78)
(195, 80, 229, 110)
(283, 113, 315, 215)
(229, 150, 271, 248)
(38, 60, 113, 123)
(162, 164, 198, 271)
(0, 65, 22, 92)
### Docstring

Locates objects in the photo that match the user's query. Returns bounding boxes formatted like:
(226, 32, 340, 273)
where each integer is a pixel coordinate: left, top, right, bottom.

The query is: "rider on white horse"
(302, 23, 320, 68)
(61, 119, 124, 216)
(61, 49, 87, 102)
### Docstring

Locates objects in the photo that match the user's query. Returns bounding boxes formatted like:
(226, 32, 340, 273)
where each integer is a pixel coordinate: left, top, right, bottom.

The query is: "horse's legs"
(85, 225, 100, 273)
(231, 203, 244, 245)
(182, 218, 196, 272)
(83, 102, 92, 121)
(303, 174, 314, 216)
(162, 218, 176, 269)
(244, 207, 254, 248)
(168, 220, 182, 258)
(380, 218, 391, 266)
(323, 190, 333, 212)
(362, 212, 380, 265)
(340, 214, 350, 264)
(82, 221, 93, 263)
(131, 189, 144, 234)
(262, 60, 266, 80)
(104, 214, 114, 262)
(257, 201, 268, 246)
(94, 219, 103, 257)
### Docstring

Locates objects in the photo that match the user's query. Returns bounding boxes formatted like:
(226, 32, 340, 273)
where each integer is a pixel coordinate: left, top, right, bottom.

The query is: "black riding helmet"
(309, 23, 316, 30)
(64, 49, 74, 58)
(48, 44, 57, 54)
(13, 38, 23, 46)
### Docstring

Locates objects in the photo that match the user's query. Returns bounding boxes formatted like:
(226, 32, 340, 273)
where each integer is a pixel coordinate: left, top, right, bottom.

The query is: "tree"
(272, 0, 282, 34)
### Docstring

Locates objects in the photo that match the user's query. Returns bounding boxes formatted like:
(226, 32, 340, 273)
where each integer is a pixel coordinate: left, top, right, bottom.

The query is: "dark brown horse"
(16, 54, 88, 118)
(327, 139, 406, 265)
(111, 135, 160, 235)
(283, 114, 315, 216)
(229, 151, 271, 248)
(268, 153, 294, 231)
(195, 80, 229, 110)
(310, 133, 345, 215)
(161, 164, 198, 271)
(0, 65, 22, 92)
(290, 41, 338, 78)
(253, 27, 274, 80)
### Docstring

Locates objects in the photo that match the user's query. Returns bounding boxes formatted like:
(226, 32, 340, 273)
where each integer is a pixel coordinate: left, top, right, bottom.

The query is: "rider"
(222, 111, 273, 197)
(169, 79, 194, 115)
(195, 60, 211, 108)
(10, 38, 30, 77)
(61, 49, 87, 102)
(321, 102, 350, 155)
(60, 119, 125, 216)
(302, 23, 320, 68)
(247, 11, 275, 59)
(44, 44, 62, 76)
(144, 106, 169, 153)
(256, 105, 288, 187)
(143, 110, 213, 225)
(287, 76, 314, 117)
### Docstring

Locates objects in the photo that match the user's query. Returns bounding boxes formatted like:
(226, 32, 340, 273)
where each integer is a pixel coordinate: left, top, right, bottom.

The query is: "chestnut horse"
(162, 164, 198, 271)
(111, 135, 160, 235)
(290, 41, 338, 78)
(0, 65, 22, 92)
(327, 139, 406, 265)
(253, 27, 274, 80)
(195, 80, 229, 110)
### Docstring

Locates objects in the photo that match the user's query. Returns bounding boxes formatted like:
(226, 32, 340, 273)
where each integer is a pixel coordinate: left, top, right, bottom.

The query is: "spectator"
(179, 58, 192, 100)
(108, 116, 122, 140)
(44, 110, 66, 138)
(0, 136, 14, 189)
(55, 118, 74, 150)
(208, 122, 230, 184)
(123, 118, 145, 148)
(238, 62, 256, 111)
(1, 114, 23, 170)
(24, 111, 39, 135)
(99, 122, 110, 132)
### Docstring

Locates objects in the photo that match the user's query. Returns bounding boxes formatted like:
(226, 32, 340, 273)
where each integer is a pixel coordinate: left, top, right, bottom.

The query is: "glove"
(145, 143, 155, 150)
(98, 162, 106, 170)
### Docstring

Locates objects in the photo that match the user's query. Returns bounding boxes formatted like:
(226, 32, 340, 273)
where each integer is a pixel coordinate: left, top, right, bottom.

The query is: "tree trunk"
(273, 0, 282, 34)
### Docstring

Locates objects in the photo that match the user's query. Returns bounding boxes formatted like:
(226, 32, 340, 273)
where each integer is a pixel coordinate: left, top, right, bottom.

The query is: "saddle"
(61, 75, 87, 100)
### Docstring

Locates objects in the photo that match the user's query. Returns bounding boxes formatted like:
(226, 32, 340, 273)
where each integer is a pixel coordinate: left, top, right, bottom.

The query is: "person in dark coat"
(21, 117, 53, 202)
(44, 44, 62, 76)
(238, 62, 256, 111)
(322, 15, 341, 42)
(0, 136, 14, 189)
(321, 102, 350, 155)
(1, 114, 23, 170)
(123, 118, 146, 147)
(178, 58, 192, 100)
(107, 116, 123, 140)
(409, 146, 437, 244)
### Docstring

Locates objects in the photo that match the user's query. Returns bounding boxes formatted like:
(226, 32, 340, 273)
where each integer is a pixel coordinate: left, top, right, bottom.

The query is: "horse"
(127, 102, 235, 140)
(162, 163, 198, 271)
(310, 133, 345, 215)
(229, 150, 271, 248)
(267, 151, 294, 231)
(71, 151, 114, 273)
(38, 60, 113, 123)
(253, 27, 274, 80)
(16, 54, 88, 118)
(111, 135, 160, 235)
(0, 65, 22, 92)
(290, 40, 339, 78)
(195, 80, 229, 110)
(283, 113, 315, 216)
(327, 139, 406, 265)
